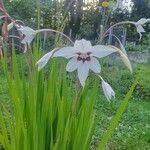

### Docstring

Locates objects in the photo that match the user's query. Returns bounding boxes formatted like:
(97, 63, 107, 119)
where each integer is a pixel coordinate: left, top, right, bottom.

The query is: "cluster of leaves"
(0, 45, 138, 150)
(0, 48, 98, 150)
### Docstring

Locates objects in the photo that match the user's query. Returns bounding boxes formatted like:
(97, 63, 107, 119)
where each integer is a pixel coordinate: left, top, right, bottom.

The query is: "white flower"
(7, 23, 36, 45)
(17, 26, 36, 44)
(135, 18, 150, 40)
(99, 76, 115, 101)
(36, 39, 120, 86)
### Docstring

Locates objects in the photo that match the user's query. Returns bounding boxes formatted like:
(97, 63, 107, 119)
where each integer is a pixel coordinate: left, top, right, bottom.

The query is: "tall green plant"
(0, 48, 99, 150)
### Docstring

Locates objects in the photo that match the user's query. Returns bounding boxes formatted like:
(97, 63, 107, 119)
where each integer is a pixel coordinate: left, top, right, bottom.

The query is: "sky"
(123, 0, 133, 11)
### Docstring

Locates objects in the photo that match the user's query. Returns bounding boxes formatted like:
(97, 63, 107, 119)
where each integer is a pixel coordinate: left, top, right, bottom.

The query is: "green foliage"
(112, 101, 150, 150)
(0, 48, 98, 150)
(2, 0, 150, 43)
(92, 63, 150, 150)
(126, 41, 150, 52)
(94, 99, 150, 150)
(98, 78, 138, 150)
(0, 50, 143, 150)
(135, 63, 150, 101)
(4, 0, 37, 26)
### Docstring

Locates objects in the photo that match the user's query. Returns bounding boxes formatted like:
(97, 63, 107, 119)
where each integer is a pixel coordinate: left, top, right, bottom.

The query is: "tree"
(131, 0, 150, 20)
(66, 0, 83, 40)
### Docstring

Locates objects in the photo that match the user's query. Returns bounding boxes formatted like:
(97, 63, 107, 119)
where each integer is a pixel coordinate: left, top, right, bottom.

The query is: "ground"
(93, 62, 150, 150)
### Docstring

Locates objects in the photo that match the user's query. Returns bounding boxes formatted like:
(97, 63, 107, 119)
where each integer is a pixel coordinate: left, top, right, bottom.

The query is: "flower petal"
(89, 57, 101, 73)
(102, 80, 115, 101)
(18, 26, 36, 34)
(137, 25, 145, 33)
(77, 61, 89, 86)
(92, 45, 117, 58)
(99, 76, 115, 101)
(74, 39, 92, 52)
(137, 18, 148, 25)
(53, 47, 75, 58)
(21, 34, 36, 44)
(36, 51, 53, 71)
(66, 57, 78, 72)
(17, 26, 36, 44)
(136, 25, 145, 40)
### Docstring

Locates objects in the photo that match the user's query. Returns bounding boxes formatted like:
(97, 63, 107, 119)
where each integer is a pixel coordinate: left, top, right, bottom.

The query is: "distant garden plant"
(0, 0, 149, 150)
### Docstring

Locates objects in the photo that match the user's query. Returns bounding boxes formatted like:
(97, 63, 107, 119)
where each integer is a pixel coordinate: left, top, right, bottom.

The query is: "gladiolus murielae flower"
(36, 39, 132, 95)
(7, 23, 37, 45)
(36, 39, 119, 86)
(134, 18, 150, 40)
(17, 25, 37, 44)
(99, 75, 115, 101)
(7, 22, 74, 51)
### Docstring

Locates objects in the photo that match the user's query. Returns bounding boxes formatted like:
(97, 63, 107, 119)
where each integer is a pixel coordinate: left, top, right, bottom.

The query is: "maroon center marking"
(77, 52, 92, 63)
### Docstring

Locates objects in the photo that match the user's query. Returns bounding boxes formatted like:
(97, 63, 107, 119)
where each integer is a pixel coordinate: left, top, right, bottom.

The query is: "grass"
(0, 54, 149, 150)
(93, 97, 150, 150)
(93, 62, 150, 150)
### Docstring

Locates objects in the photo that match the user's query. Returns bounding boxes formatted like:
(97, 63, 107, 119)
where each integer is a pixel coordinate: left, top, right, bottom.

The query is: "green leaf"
(98, 78, 139, 150)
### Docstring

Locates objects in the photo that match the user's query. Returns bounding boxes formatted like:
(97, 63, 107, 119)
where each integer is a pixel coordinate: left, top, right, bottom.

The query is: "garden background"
(0, 0, 150, 150)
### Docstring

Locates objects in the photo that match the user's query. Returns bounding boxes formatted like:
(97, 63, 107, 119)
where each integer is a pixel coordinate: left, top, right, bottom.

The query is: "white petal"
(100, 76, 115, 101)
(36, 51, 53, 71)
(74, 39, 92, 52)
(66, 57, 78, 72)
(18, 26, 36, 44)
(77, 61, 90, 86)
(137, 18, 148, 25)
(92, 45, 118, 58)
(53, 47, 75, 58)
(89, 57, 101, 73)
(21, 34, 36, 44)
(136, 25, 145, 40)
(102, 81, 115, 101)
(18, 26, 36, 34)
(137, 25, 145, 33)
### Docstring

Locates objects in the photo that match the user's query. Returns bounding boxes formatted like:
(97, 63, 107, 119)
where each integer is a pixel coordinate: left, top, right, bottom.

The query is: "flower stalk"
(36, 29, 74, 45)
(98, 21, 135, 43)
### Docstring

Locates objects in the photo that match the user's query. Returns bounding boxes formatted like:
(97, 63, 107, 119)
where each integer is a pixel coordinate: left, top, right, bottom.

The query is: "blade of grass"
(98, 78, 139, 150)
